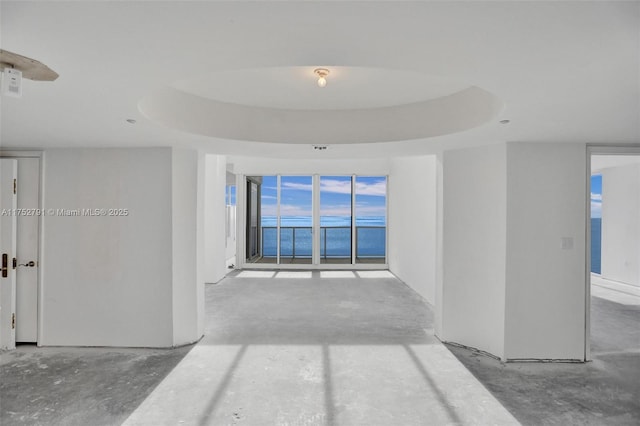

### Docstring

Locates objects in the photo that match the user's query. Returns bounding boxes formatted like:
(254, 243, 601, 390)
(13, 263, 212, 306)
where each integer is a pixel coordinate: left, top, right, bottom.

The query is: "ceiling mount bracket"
(0, 49, 59, 81)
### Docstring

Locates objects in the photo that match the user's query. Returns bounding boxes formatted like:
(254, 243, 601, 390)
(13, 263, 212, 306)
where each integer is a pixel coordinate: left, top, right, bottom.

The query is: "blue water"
(261, 216, 385, 258)
(591, 218, 601, 274)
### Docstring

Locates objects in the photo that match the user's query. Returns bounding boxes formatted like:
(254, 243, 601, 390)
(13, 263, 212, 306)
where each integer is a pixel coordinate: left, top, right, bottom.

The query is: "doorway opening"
(225, 172, 237, 269)
(0, 154, 42, 349)
(587, 150, 640, 362)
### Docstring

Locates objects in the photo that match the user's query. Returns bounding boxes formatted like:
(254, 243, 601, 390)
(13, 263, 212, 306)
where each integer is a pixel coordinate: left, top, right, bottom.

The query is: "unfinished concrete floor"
(123, 270, 517, 425)
(2, 271, 637, 425)
(448, 283, 640, 426)
(0, 345, 193, 425)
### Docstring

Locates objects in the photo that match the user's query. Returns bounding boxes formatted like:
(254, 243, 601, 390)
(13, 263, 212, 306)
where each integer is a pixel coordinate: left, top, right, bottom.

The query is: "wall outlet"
(561, 237, 574, 250)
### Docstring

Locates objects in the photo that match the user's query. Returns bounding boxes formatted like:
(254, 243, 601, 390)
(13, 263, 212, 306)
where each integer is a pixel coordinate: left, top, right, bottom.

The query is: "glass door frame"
(237, 173, 389, 270)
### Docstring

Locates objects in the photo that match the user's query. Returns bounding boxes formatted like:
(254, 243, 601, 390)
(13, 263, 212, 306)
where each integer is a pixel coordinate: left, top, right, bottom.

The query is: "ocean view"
(261, 215, 386, 258)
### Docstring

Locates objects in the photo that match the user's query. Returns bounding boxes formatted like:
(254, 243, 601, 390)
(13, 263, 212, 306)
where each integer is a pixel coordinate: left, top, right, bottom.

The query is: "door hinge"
(11, 313, 15, 329)
(13, 178, 17, 194)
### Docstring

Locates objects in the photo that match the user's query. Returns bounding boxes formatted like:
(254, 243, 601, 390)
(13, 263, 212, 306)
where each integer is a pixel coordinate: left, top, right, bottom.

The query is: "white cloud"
(263, 204, 385, 217)
(355, 180, 386, 196)
(281, 182, 313, 191)
(262, 203, 312, 217)
(320, 179, 352, 195)
(319, 179, 387, 196)
(590, 192, 602, 217)
(261, 179, 386, 216)
(279, 179, 386, 197)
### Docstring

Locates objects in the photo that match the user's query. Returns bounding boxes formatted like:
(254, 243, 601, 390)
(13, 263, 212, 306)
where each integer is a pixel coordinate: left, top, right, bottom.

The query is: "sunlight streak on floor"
(275, 271, 313, 279)
(235, 270, 276, 279)
(319, 271, 356, 279)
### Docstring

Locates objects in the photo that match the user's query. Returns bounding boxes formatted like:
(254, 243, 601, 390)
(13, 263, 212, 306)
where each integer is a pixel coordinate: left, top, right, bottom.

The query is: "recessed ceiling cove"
(139, 66, 503, 144)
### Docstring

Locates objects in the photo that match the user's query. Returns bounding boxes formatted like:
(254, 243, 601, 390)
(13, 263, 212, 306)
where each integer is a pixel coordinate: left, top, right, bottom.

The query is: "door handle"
(17, 261, 36, 268)
(1, 253, 7, 278)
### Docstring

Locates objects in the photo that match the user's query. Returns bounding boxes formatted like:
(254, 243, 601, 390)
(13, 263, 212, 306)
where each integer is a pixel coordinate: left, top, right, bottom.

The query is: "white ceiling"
(592, 155, 640, 173)
(172, 67, 471, 110)
(1, 1, 638, 159)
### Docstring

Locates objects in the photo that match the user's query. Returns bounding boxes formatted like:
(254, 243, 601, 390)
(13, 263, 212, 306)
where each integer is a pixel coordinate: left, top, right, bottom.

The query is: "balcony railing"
(261, 226, 385, 259)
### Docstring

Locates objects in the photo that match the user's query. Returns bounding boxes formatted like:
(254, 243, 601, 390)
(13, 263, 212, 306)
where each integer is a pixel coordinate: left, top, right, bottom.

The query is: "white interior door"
(16, 158, 40, 343)
(0, 159, 18, 350)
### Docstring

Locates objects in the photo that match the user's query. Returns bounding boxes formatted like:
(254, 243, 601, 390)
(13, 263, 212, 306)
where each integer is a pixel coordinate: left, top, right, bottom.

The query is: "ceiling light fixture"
(314, 68, 329, 88)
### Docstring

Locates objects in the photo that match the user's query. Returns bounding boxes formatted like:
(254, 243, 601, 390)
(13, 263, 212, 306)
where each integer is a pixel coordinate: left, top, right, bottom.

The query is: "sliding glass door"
(280, 176, 313, 264)
(320, 176, 352, 264)
(355, 176, 387, 264)
(245, 174, 387, 267)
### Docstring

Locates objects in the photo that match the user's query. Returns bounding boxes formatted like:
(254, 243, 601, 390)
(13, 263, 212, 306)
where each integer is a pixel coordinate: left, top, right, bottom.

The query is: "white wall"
(225, 205, 237, 263)
(42, 149, 174, 347)
(196, 152, 206, 338)
(41, 148, 203, 347)
(600, 163, 640, 286)
(204, 154, 227, 283)
(439, 142, 587, 360)
(171, 149, 201, 346)
(388, 156, 437, 304)
(504, 143, 586, 360)
(441, 144, 507, 359)
(435, 153, 444, 337)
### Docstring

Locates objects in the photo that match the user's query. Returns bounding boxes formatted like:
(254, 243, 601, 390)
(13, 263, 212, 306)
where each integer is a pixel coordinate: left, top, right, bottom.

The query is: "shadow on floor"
(0, 344, 194, 426)
(446, 295, 640, 426)
(122, 273, 518, 426)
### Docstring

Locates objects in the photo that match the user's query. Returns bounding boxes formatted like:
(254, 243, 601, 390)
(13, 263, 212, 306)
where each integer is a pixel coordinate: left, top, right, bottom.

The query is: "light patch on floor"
(123, 273, 519, 426)
(592, 285, 640, 306)
(123, 343, 519, 426)
(355, 270, 395, 279)
(591, 275, 640, 306)
(276, 271, 313, 279)
(236, 270, 276, 279)
(320, 271, 356, 279)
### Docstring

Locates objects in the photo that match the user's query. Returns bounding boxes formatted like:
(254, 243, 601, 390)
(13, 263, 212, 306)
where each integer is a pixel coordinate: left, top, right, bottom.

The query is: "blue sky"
(591, 174, 602, 218)
(259, 175, 387, 217)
